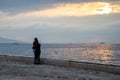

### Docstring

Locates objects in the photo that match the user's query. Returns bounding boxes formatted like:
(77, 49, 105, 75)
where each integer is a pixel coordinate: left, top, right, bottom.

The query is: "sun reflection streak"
(97, 44, 113, 63)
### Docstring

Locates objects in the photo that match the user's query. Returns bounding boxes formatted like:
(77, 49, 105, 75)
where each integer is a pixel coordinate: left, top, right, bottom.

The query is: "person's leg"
(36, 53, 40, 64)
(34, 52, 37, 64)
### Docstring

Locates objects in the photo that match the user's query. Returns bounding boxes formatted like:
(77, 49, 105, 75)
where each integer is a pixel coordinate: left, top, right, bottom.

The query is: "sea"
(0, 43, 120, 66)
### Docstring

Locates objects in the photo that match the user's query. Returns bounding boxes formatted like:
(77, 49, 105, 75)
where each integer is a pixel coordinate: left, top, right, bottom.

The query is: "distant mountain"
(0, 37, 23, 43)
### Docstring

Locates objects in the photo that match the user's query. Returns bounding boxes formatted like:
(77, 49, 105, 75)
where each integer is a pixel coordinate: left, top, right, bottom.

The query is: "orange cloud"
(2, 1, 120, 19)
(23, 2, 119, 17)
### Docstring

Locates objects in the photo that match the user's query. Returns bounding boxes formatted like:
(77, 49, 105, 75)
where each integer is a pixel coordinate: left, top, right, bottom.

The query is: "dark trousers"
(33, 50, 40, 64)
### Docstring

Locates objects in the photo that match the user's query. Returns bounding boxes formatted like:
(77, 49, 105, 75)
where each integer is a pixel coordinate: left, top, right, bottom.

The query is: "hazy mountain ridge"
(0, 37, 23, 43)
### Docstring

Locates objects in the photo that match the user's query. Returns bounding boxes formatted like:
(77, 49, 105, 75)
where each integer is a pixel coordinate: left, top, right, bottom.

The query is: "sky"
(0, 0, 120, 43)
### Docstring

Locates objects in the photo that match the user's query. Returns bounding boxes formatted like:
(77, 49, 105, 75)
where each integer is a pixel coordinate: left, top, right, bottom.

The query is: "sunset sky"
(0, 0, 120, 43)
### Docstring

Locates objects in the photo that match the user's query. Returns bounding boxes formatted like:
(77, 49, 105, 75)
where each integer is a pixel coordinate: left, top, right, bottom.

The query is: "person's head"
(34, 38, 38, 41)
(34, 38, 39, 43)
(34, 38, 38, 42)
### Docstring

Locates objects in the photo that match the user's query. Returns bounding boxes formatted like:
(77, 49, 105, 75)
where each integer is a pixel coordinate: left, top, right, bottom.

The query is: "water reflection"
(98, 49, 112, 62)
(96, 44, 113, 63)
(0, 44, 119, 65)
(41, 44, 120, 65)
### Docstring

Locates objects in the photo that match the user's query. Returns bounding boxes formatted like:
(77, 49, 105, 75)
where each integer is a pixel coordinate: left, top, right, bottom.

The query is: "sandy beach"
(0, 55, 120, 80)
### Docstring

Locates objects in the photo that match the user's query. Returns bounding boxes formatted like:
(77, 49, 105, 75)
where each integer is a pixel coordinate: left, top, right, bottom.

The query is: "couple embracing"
(32, 38, 41, 64)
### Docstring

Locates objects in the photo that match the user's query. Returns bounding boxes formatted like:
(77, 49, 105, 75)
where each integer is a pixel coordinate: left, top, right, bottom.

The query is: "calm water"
(0, 43, 120, 65)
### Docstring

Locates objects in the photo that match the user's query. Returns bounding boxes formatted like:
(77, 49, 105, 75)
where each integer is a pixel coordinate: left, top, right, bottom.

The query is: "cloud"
(11, 2, 120, 17)
(0, 10, 120, 30)
(0, 1, 120, 29)
(1, 1, 120, 18)
(1, 12, 120, 42)
(0, 1, 120, 43)
(2, 1, 120, 16)
(0, 0, 120, 15)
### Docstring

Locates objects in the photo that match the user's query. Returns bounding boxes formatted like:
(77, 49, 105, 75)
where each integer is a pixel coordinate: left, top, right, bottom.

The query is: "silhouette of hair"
(34, 38, 39, 44)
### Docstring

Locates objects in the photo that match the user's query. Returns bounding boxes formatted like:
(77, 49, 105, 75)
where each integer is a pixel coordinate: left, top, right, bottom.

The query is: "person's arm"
(32, 43, 36, 49)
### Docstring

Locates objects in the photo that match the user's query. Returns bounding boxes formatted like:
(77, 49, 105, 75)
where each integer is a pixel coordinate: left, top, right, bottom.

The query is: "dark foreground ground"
(0, 55, 120, 80)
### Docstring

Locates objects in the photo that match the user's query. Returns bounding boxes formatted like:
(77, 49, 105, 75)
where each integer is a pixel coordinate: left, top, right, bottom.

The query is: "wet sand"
(0, 55, 120, 80)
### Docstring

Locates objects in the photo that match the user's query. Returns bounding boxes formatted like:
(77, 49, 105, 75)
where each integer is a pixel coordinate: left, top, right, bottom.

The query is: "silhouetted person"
(32, 38, 41, 64)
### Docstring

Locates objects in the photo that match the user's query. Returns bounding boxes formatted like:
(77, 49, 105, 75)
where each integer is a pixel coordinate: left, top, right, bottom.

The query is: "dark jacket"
(32, 41, 41, 54)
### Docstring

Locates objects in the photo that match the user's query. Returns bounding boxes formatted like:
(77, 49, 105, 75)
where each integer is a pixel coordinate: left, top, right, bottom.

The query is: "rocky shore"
(0, 55, 120, 80)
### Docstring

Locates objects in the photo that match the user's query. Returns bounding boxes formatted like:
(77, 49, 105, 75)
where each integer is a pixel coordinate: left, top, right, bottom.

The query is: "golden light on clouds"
(97, 4, 112, 14)
(1, 1, 120, 19)
(26, 1, 120, 17)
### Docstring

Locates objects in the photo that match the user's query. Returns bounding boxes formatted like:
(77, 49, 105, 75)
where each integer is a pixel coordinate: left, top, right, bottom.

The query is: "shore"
(0, 55, 120, 80)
